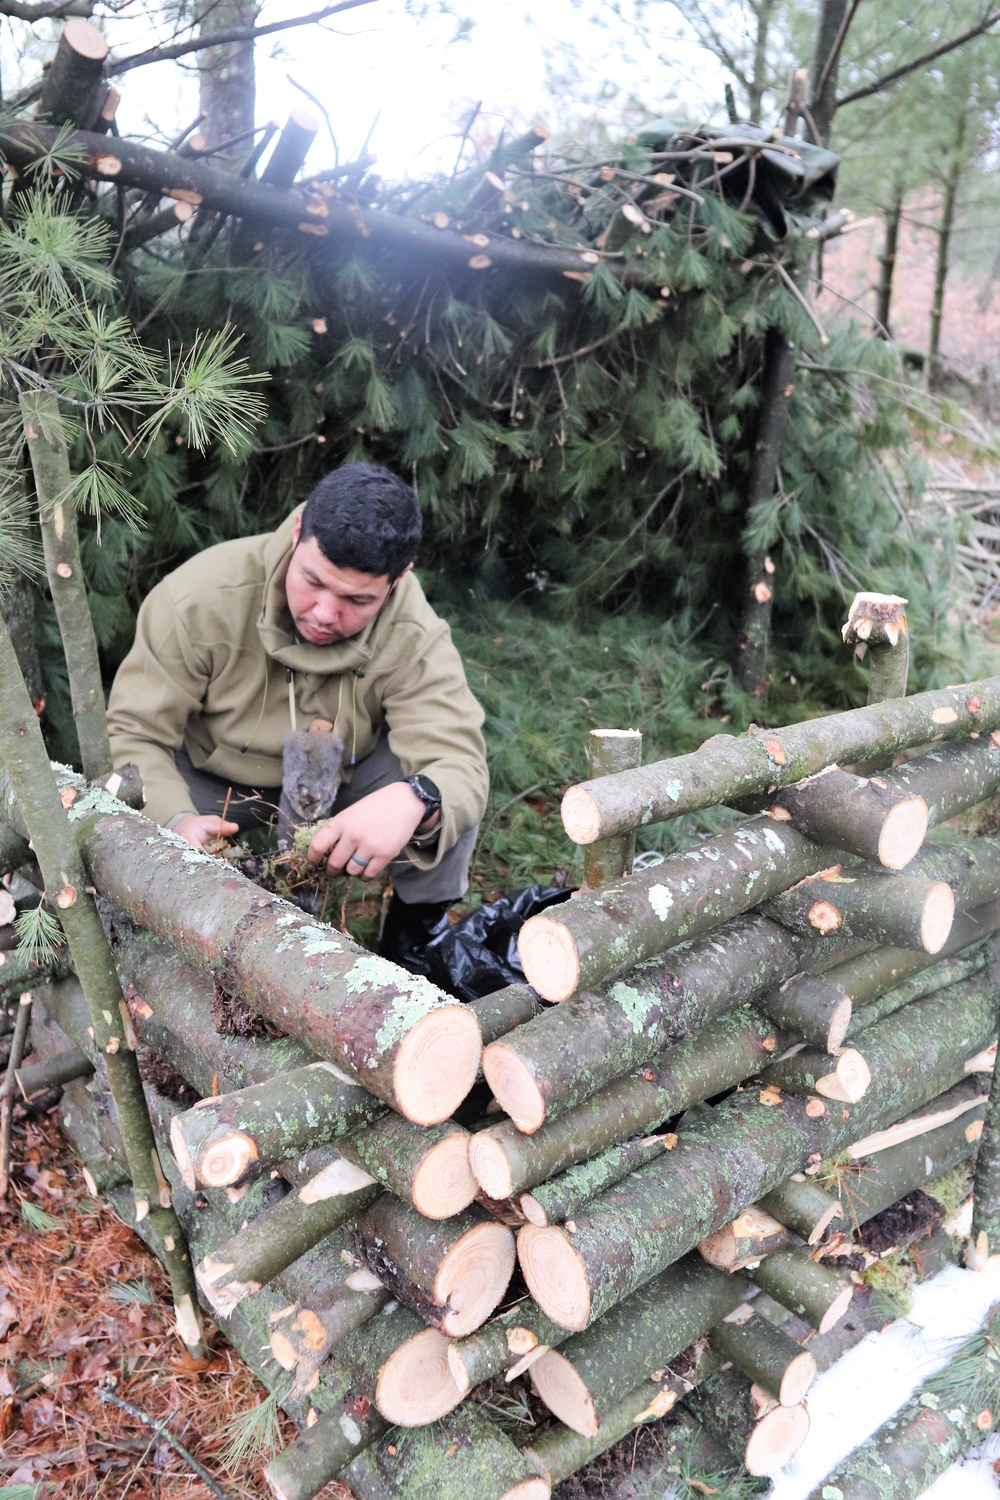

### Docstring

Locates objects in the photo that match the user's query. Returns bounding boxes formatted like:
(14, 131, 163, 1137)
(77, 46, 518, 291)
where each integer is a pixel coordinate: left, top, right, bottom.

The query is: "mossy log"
(698, 1204, 800, 1271)
(171, 1079, 475, 1217)
(269, 1263, 392, 1395)
(528, 1254, 752, 1437)
(582, 729, 643, 888)
(196, 1155, 383, 1315)
(685, 1366, 810, 1477)
(560, 678, 1000, 843)
(16, 1043, 92, 1100)
(846, 949, 987, 1040)
(708, 1308, 816, 1406)
(472, 1007, 786, 1199)
(340, 1407, 549, 1500)
(745, 1249, 853, 1333)
(519, 1134, 674, 1227)
(844, 1074, 988, 1160)
(516, 977, 998, 1331)
(746, 767, 928, 869)
(446, 1299, 570, 1395)
(756, 970, 855, 1052)
(0, 776, 482, 1122)
(758, 1175, 843, 1244)
(484, 911, 849, 1131)
(517, 816, 835, 1002)
(348, 1197, 515, 1338)
(804, 1308, 1000, 1500)
(970, 969, 1000, 1267)
(523, 1397, 722, 1493)
(760, 1044, 872, 1104)
(763, 868, 954, 955)
(907, 836, 1000, 911)
(879, 733, 1000, 827)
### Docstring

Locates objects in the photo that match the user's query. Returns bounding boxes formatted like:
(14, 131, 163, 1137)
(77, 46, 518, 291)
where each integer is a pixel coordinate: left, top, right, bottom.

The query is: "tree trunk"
(929, 112, 967, 388)
(970, 957, 1000, 1266)
(745, 767, 928, 870)
(844, 1074, 987, 1160)
(847, 948, 988, 1040)
(16, 1043, 92, 1100)
(0, 618, 203, 1353)
(36, 18, 108, 129)
(582, 729, 643, 888)
(560, 680, 1000, 844)
(708, 1310, 816, 1406)
(519, 1133, 674, 1227)
(197, 0, 257, 155)
(748, 0, 778, 120)
(734, 326, 796, 696)
(485, 911, 848, 1131)
(747, 1249, 853, 1332)
(516, 976, 997, 1331)
(472, 1007, 787, 1201)
(21, 390, 112, 780)
(529, 1254, 752, 1437)
(905, 837, 1000, 913)
(875, 181, 905, 336)
(806, 0, 853, 146)
(879, 734, 1000, 828)
(1, 574, 44, 715)
(347, 1197, 515, 1338)
(518, 815, 834, 1003)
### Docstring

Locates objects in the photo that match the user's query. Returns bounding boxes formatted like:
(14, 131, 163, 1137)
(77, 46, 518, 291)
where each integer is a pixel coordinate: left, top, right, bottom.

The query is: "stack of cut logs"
(8, 608, 1000, 1498)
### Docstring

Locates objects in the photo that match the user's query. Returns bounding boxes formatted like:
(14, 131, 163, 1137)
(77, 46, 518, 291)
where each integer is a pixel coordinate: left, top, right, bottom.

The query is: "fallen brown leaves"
(1, 1108, 350, 1498)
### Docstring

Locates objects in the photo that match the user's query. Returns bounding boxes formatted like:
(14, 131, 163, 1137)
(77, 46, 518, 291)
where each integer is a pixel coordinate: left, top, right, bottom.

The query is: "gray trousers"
(175, 737, 477, 904)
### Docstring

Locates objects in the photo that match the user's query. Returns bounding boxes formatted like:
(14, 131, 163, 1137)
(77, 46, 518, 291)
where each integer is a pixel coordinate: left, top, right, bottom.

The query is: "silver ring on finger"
(348, 852, 370, 868)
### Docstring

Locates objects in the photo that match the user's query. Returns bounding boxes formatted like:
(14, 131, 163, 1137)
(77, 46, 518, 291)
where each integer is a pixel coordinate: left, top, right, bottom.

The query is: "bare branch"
(837, 7, 1000, 110)
(101, 0, 380, 77)
(0, 0, 93, 17)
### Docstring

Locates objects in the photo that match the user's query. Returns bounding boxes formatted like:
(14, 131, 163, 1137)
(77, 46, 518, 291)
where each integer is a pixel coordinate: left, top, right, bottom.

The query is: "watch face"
(409, 774, 441, 808)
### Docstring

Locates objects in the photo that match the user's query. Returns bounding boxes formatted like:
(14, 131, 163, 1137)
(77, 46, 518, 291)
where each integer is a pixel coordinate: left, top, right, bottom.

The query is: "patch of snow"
(764, 1262, 1000, 1500)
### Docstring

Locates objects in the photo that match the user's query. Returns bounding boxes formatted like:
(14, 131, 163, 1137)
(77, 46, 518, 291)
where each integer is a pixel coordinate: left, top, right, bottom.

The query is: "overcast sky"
(100, 0, 725, 180)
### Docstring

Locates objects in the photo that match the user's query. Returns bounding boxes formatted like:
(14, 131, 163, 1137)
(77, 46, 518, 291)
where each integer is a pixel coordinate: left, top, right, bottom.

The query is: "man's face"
(284, 517, 404, 645)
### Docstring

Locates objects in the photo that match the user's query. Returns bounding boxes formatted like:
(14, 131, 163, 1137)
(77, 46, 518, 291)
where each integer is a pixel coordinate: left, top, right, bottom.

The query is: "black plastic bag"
(424, 884, 574, 1002)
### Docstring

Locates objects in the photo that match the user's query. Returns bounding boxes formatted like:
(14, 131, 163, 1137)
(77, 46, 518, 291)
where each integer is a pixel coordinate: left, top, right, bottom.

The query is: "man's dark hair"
(299, 464, 422, 581)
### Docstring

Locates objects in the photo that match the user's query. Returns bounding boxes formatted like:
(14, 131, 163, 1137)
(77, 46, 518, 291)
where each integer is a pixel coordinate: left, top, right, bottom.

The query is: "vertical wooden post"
(582, 730, 642, 889)
(842, 592, 909, 705)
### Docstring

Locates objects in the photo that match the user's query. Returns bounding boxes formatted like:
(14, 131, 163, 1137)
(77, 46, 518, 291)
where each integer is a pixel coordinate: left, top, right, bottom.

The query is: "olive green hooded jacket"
(106, 508, 489, 867)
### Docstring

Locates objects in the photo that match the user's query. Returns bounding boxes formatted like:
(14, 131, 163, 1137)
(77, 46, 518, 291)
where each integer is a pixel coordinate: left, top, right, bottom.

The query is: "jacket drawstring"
(286, 667, 297, 732)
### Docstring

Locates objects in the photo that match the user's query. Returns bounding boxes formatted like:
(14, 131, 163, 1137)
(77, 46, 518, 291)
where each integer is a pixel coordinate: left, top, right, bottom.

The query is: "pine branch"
(837, 7, 1000, 111)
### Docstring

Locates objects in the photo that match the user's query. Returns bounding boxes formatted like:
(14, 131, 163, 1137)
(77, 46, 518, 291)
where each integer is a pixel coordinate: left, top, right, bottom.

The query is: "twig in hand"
(0, 992, 32, 1199)
(97, 1389, 233, 1500)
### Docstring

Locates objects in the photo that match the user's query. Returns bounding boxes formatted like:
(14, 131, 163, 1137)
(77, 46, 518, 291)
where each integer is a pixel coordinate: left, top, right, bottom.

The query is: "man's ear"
(390, 562, 414, 591)
(291, 513, 302, 547)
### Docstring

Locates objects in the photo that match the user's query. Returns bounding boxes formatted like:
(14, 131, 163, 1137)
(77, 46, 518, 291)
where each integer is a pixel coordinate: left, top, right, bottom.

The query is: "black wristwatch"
(403, 774, 442, 823)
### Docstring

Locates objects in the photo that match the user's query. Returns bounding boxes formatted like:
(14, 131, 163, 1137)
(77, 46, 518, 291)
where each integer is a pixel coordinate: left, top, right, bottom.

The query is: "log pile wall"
(7, 616, 1000, 1497)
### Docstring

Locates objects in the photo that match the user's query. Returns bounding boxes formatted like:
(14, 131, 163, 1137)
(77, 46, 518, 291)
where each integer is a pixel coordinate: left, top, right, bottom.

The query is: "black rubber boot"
(379, 893, 453, 977)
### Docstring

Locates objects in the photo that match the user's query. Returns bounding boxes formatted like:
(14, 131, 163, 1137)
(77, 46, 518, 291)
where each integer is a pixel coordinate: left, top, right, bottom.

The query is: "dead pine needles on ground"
(0, 1106, 350, 1499)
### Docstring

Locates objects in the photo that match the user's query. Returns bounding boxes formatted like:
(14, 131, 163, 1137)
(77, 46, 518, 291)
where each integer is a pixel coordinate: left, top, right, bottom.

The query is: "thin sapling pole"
(0, 618, 203, 1353)
(582, 729, 642, 888)
(0, 992, 32, 1198)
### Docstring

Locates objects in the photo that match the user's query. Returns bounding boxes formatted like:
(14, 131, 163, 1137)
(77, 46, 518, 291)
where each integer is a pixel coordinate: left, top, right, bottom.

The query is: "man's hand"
(173, 813, 239, 849)
(307, 783, 434, 879)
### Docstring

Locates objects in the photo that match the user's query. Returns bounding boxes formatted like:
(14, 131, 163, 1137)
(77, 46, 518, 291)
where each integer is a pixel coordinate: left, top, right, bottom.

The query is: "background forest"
(2, 0, 1000, 890)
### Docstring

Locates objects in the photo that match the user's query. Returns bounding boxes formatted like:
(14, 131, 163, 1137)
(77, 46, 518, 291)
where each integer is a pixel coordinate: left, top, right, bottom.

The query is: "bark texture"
(583, 729, 643, 888)
(560, 678, 1000, 843)
(341, 1406, 548, 1500)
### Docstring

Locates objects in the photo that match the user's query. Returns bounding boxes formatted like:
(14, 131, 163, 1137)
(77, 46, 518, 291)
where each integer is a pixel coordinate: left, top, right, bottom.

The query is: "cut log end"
(816, 1048, 872, 1104)
(64, 17, 110, 59)
(519, 1192, 548, 1226)
(818, 1281, 854, 1334)
(517, 915, 580, 1004)
(168, 1114, 198, 1193)
(778, 1349, 817, 1406)
(502, 1482, 549, 1500)
(435, 1223, 516, 1338)
(270, 1328, 299, 1372)
(392, 1004, 482, 1125)
(412, 1131, 478, 1219)
(197, 1129, 260, 1189)
(561, 784, 603, 845)
(376, 1326, 464, 1426)
(530, 1348, 598, 1437)
(743, 1401, 811, 1477)
(446, 1342, 473, 1396)
(468, 1129, 517, 1199)
(920, 881, 955, 955)
(877, 795, 929, 870)
(481, 1047, 547, 1135)
(518, 1224, 591, 1332)
(808, 1200, 844, 1246)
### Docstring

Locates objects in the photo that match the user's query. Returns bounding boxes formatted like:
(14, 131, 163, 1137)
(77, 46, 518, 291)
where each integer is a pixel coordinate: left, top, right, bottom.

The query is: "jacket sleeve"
(106, 582, 211, 829)
(380, 617, 489, 870)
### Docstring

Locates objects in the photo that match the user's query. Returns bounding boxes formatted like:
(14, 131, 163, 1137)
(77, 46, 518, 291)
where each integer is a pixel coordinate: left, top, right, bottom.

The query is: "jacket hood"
(258, 505, 392, 674)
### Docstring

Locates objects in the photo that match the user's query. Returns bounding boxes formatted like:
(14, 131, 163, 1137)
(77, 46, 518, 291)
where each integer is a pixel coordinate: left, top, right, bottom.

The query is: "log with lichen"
(707, 1308, 816, 1406)
(740, 765, 928, 869)
(559, 680, 1000, 845)
(516, 816, 837, 1002)
(471, 1007, 786, 1201)
(516, 977, 998, 1332)
(0, 771, 482, 1122)
(763, 868, 955, 955)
